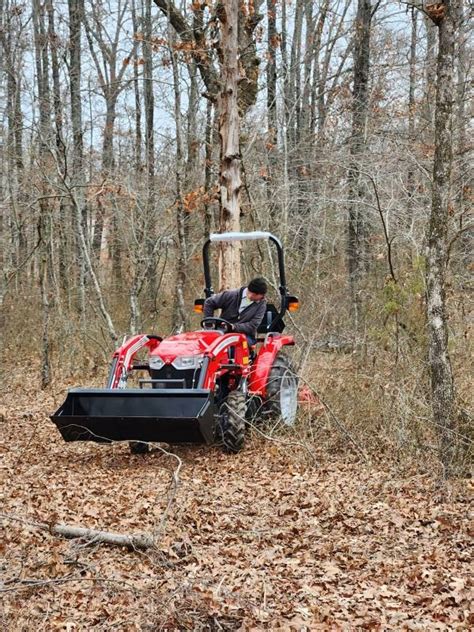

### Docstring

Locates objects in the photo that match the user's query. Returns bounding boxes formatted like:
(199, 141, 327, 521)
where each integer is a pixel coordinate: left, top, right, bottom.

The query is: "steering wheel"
(201, 317, 234, 333)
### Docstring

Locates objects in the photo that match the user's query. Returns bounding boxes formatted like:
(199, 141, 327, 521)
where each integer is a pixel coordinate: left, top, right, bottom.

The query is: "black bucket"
(50, 388, 215, 444)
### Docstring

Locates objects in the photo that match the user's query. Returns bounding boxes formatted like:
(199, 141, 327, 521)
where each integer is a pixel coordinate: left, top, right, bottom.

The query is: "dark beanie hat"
(248, 277, 268, 295)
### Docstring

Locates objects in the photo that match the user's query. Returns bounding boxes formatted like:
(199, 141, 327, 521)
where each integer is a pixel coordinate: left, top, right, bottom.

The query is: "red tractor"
(51, 232, 299, 453)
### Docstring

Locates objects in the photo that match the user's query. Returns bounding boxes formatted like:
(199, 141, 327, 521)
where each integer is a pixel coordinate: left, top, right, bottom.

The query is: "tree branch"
(0, 512, 154, 550)
(153, 0, 219, 99)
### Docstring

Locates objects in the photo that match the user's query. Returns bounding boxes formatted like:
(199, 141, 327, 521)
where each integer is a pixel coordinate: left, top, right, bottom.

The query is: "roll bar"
(202, 231, 291, 332)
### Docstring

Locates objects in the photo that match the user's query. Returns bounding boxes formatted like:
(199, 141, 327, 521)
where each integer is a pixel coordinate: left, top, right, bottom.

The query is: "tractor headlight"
(172, 355, 204, 370)
(149, 356, 165, 370)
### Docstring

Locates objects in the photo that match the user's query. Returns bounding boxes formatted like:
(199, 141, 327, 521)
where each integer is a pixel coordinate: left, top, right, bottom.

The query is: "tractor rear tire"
(265, 352, 298, 426)
(219, 390, 246, 453)
(129, 441, 150, 454)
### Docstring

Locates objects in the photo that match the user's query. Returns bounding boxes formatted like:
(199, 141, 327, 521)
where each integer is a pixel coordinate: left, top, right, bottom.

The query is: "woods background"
(0, 0, 472, 473)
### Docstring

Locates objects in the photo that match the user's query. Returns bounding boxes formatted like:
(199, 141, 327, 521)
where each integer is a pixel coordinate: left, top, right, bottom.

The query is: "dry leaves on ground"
(0, 378, 472, 630)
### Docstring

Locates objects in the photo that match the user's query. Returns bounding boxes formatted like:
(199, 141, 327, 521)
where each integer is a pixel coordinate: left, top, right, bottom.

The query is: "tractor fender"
(248, 334, 295, 397)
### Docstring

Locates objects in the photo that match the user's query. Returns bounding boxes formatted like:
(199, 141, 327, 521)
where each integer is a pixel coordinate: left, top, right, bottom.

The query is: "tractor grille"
(149, 366, 201, 389)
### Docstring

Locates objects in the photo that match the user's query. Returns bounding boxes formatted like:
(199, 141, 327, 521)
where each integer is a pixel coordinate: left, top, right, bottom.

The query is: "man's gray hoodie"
(203, 287, 267, 337)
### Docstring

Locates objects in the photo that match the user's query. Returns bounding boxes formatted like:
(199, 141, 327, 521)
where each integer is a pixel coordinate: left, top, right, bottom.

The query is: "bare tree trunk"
(347, 0, 373, 330)
(217, 0, 241, 289)
(67, 0, 117, 341)
(406, 8, 417, 228)
(1, 2, 26, 277)
(169, 28, 188, 329)
(143, 0, 155, 192)
(92, 97, 118, 267)
(33, 0, 52, 387)
(454, 0, 470, 273)
(423, 14, 437, 133)
(131, 0, 142, 173)
(185, 61, 199, 246)
(298, 0, 321, 239)
(280, 0, 291, 224)
(266, 0, 278, 221)
(300, 0, 313, 137)
(71, 185, 118, 342)
(46, 0, 69, 297)
(204, 99, 215, 237)
(288, 0, 303, 151)
(425, 0, 458, 475)
(143, 0, 157, 293)
(38, 214, 51, 388)
(308, 0, 329, 135)
(68, 0, 86, 316)
(186, 62, 199, 179)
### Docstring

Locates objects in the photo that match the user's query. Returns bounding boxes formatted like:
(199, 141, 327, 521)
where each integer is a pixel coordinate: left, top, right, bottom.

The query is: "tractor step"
(50, 388, 215, 445)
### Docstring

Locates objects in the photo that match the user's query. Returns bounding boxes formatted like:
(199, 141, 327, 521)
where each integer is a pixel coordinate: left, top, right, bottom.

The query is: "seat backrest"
(257, 304, 285, 334)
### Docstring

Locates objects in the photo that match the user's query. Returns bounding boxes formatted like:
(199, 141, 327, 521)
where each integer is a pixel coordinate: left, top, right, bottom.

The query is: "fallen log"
(50, 524, 154, 549)
(0, 513, 154, 550)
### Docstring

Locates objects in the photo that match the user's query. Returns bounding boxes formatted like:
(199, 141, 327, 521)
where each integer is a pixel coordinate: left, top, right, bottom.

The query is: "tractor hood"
(149, 330, 224, 364)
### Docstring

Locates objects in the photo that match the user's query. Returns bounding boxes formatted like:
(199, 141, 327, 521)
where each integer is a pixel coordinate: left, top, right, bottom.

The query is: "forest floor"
(1, 376, 472, 631)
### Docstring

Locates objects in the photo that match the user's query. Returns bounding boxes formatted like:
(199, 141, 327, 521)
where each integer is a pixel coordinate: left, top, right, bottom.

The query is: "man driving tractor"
(51, 233, 299, 454)
(203, 277, 268, 345)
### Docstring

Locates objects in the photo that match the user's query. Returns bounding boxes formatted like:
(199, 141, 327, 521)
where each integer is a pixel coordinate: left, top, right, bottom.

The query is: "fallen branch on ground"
(0, 512, 154, 550)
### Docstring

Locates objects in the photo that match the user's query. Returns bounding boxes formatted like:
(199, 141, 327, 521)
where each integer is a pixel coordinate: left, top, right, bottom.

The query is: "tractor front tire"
(129, 441, 150, 454)
(265, 352, 298, 426)
(219, 390, 246, 453)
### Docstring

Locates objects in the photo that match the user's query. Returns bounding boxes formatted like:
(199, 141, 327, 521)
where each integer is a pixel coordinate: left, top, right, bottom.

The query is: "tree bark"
(347, 0, 373, 330)
(266, 0, 278, 220)
(169, 28, 188, 329)
(406, 8, 417, 229)
(131, 0, 142, 173)
(287, 0, 304, 152)
(143, 0, 157, 294)
(425, 0, 458, 475)
(33, 0, 52, 388)
(204, 99, 215, 237)
(46, 0, 69, 297)
(453, 0, 470, 273)
(1, 1, 26, 278)
(217, 0, 242, 289)
(423, 14, 437, 131)
(68, 0, 86, 316)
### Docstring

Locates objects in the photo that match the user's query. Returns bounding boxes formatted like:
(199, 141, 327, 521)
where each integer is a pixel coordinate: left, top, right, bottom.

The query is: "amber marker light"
(194, 299, 204, 313)
(287, 296, 299, 312)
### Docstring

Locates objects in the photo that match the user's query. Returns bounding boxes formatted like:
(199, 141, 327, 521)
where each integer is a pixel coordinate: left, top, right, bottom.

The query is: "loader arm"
(108, 335, 162, 389)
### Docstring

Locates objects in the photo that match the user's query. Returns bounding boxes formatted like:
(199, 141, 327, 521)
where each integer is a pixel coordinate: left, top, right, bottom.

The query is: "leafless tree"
(347, 0, 378, 330)
(423, 0, 460, 474)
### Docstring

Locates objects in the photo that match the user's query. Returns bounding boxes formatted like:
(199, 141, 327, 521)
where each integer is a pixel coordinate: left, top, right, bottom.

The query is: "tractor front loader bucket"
(50, 388, 215, 445)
